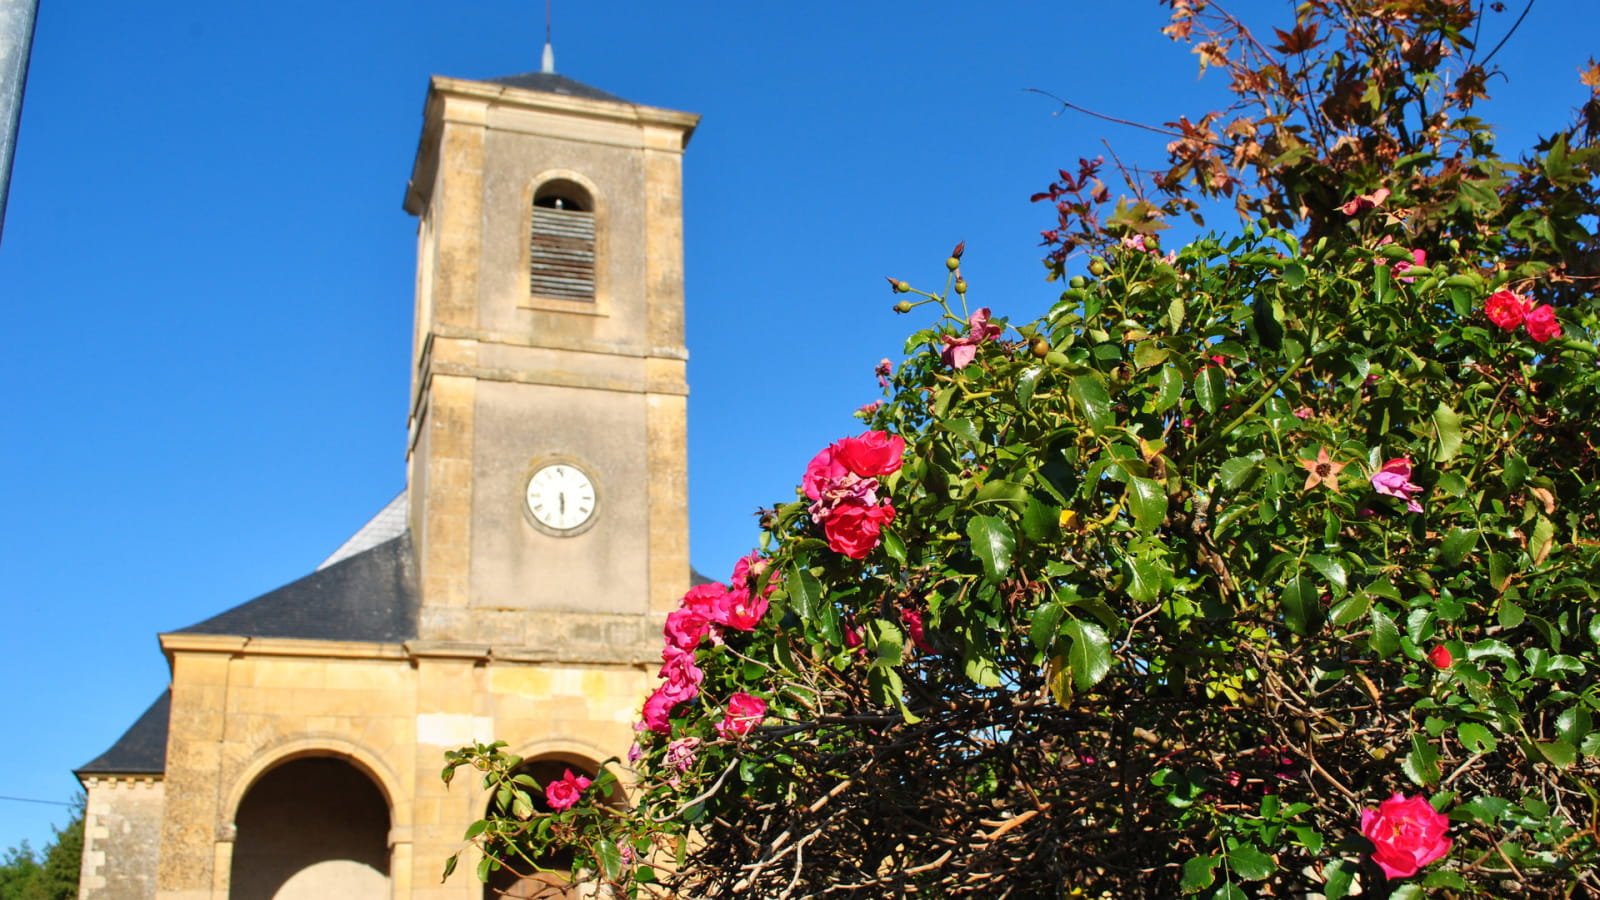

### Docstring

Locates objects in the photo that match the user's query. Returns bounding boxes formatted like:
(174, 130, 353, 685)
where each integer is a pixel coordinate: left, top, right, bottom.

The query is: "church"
(73, 57, 700, 900)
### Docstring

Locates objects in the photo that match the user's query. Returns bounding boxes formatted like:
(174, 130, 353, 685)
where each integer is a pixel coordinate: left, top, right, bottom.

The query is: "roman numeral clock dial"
(524, 461, 599, 536)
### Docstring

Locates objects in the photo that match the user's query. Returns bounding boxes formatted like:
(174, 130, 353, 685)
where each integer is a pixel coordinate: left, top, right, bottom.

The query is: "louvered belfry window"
(530, 181, 596, 302)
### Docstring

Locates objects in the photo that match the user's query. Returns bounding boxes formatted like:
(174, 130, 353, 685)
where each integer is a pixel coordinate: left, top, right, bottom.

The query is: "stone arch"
(223, 740, 402, 900)
(481, 742, 618, 900)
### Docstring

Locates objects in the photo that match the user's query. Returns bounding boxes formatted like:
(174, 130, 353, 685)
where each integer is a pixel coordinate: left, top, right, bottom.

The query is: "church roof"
(318, 491, 408, 570)
(75, 690, 170, 778)
(483, 71, 628, 104)
(174, 532, 419, 643)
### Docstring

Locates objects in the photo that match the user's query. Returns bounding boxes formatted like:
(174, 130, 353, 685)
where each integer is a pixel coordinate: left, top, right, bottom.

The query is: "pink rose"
(730, 552, 769, 591)
(664, 606, 712, 653)
(822, 499, 896, 559)
(658, 647, 704, 703)
(901, 608, 937, 654)
(711, 586, 769, 631)
(1389, 248, 1425, 283)
(1428, 645, 1453, 669)
(680, 582, 728, 616)
(665, 737, 701, 772)
(1360, 792, 1452, 879)
(875, 358, 893, 388)
(1484, 290, 1531, 331)
(545, 769, 592, 811)
(641, 685, 678, 734)
(1370, 457, 1424, 514)
(1524, 304, 1562, 343)
(940, 308, 1002, 369)
(832, 431, 906, 478)
(716, 692, 767, 740)
(802, 445, 850, 500)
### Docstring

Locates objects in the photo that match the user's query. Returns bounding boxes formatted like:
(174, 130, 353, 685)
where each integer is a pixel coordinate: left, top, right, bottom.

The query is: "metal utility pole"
(0, 0, 40, 246)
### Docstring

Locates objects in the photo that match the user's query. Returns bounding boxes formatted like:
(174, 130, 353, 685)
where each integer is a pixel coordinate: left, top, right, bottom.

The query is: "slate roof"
(484, 72, 628, 104)
(75, 691, 170, 777)
(176, 532, 419, 643)
(319, 491, 407, 570)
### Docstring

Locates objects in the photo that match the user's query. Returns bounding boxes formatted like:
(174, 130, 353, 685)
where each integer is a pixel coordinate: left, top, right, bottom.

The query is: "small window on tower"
(529, 180, 595, 302)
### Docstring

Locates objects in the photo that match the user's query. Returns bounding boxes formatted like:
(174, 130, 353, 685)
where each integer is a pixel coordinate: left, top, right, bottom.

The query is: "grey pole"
(0, 0, 40, 246)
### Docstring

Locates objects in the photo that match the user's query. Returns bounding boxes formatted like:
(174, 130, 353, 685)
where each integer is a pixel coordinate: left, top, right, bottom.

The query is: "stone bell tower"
(402, 70, 699, 648)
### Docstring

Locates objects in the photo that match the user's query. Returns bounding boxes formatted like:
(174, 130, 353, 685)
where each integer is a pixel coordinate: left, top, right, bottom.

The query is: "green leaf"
(788, 564, 823, 623)
(964, 651, 1002, 687)
(976, 480, 1029, 509)
(1457, 722, 1498, 754)
(1281, 574, 1322, 637)
(882, 529, 907, 565)
(1329, 592, 1370, 627)
(1155, 365, 1184, 412)
(1217, 456, 1261, 491)
(1211, 884, 1246, 900)
(1431, 402, 1463, 461)
(442, 852, 460, 882)
(1370, 607, 1400, 657)
(1070, 374, 1115, 432)
(1167, 296, 1187, 331)
(1128, 476, 1168, 534)
(967, 515, 1016, 582)
(1061, 618, 1114, 691)
(1126, 553, 1164, 604)
(1195, 366, 1226, 414)
(1323, 859, 1356, 900)
(1536, 739, 1578, 767)
(1439, 528, 1477, 567)
(1402, 733, 1440, 787)
(1016, 365, 1044, 410)
(1021, 496, 1061, 542)
(596, 839, 623, 881)
(1557, 706, 1592, 746)
(1030, 602, 1065, 653)
(1282, 262, 1306, 287)
(1227, 843, 1275, 881)
(1390, 885, 1423, 900)
(943, 417, 982, 445)
(1304, 554, 1348, 598)
(1181, 855, 1219, 893)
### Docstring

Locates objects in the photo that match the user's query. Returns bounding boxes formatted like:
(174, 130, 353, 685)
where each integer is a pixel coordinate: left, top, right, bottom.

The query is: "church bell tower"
(402, 70, 699, 650)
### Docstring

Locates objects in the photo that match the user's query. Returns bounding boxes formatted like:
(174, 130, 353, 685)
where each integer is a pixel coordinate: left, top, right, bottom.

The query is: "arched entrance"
(228, 756, 391, 900)
(482, 758, 610, 900)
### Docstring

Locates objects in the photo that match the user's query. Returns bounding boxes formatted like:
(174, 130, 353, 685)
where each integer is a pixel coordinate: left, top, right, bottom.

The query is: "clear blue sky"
(0, 0, 1591, 851)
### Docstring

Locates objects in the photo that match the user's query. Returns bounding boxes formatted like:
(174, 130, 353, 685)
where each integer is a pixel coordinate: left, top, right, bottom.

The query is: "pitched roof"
(75, 691, 170, 778)
(318, 491, 407, 570)
(483, 72, 628, 104)
(174, 532, 419, 643)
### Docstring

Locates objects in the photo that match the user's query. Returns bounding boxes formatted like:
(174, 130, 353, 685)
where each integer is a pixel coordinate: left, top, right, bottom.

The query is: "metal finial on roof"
(541, 0, 555, 73)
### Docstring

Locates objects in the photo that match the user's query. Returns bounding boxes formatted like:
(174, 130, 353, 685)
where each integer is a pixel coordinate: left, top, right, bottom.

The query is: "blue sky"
(0, 0, 1592, 850)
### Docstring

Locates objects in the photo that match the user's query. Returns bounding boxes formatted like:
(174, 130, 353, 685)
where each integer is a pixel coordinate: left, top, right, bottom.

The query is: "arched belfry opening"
(529, 178, 596, 302)
(482, 757, 620, 900)
(228, 757, 391, 900)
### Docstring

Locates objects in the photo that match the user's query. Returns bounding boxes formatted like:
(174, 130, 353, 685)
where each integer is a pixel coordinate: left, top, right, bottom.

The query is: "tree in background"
(447, 2, 1600, 897)
(0, 803, 80, 900)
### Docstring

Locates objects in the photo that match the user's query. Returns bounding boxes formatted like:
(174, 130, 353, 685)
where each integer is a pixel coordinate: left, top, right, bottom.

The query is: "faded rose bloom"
(1360, 792, 1452, 879)
(717, 692, 767, 739)
(1339, 187, 1391, 215)
(1371, 457, 1424, 514)
(833, 431, 906, 478)
(822, 498, 896, 559)
(665, 737, 701, 772)
(940, 308, 1002, 369)
(1390, 248, 1426, 283)
(1524, 304, 1563, 343)
(802, 445, 852, 500)
(545, 769, 592, 811)
(875, 358, 893, 388)
(1428, 645, 1453, 669)
(627, 742, 644, 763)
(1293, 407, 1314, 420)
(1484, 290, 1531, 331)
(857, 400, 884, 416)
(730, 552, 771, 592)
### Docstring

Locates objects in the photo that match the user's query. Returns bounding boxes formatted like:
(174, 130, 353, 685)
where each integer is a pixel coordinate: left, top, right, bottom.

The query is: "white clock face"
(525, 463, 597, 533)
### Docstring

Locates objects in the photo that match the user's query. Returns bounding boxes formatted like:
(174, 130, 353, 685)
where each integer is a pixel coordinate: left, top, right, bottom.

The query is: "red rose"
(544, 769, 592, 811)
(832, 431, 906, 478)
(1483, 290, 1530, 331)
(1428, 645, 1452, 669)
(1524, 304, 1563, 343)
(711, 587, 769, 631)
(716, 692, 767, 739)
(821, 499, 896, 559)
(1360, 792, 1452, 879)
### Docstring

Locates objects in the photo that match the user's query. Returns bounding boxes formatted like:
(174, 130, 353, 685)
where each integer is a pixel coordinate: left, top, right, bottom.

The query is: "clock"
(524, 460, 599, 535)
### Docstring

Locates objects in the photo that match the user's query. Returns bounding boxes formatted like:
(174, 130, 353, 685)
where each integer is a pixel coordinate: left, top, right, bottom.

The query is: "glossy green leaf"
(1195, 366, 1226, 414)
(1323, 859, 1356, 900)
(1227, 843, 1275, 881)
(1431, 402, 1463, 461)
(1128, 476, 1168, 534)
(967, 515, 1016, 582)
(1402, 733, 1440, 787)
(1030, 601, 1065, 653)
(596, 839, 623, 881)
(1281, 574, 1322, 636)
(1070, 374, 1115, 432)
(1370, 607, 1400, 657)
(1440, 527, 1477, 567)
(1181, 855, 1218, 893)
(1016, 365, 1044, 409)
(1061, 618, 1113, 691)
(1155, 365, 1184, 412)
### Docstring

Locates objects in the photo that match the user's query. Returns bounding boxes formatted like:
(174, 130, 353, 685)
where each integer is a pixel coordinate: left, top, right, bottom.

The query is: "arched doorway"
(229, 756, 391, 900)
(482, 758, 611, 900)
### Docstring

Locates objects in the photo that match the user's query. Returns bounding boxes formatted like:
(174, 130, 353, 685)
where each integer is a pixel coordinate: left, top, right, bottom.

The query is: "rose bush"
(442, 3, 1600, 897)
